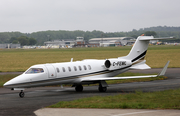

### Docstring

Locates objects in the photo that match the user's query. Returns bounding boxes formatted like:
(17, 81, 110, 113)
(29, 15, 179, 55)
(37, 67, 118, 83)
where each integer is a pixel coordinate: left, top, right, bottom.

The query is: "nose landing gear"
(19, 90, 25, 98)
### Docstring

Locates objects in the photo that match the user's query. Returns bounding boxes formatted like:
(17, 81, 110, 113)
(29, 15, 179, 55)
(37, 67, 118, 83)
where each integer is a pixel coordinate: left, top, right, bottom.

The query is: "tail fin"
(123, 36, 173, 63)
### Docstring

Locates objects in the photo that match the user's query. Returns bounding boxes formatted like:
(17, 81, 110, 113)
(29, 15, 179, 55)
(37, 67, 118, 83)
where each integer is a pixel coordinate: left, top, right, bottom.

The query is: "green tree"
(0, 33, 11, 43)
(28, 38, 37, 45)
(18, 36, 29, 45)
(145, 31, 157, 36)
(12, 40, 19, 44)
(9, 37, 18, 43)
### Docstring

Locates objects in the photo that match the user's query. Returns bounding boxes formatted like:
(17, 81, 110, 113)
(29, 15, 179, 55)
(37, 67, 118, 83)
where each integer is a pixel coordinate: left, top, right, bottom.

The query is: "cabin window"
(88, 65, 91, 70)
(83, 65, 87, 70)
(56, 68, 60, 73)
(78, 66, 82, 71)
(26, 68, 44, 74)
(62, 67, 65, 72)
(74, 66, 77, 71)
(68, 67, 71, 72)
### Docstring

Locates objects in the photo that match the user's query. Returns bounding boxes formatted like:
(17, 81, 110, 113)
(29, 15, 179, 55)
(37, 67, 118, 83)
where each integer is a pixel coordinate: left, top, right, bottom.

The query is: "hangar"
(44, 37, 86, 48)
(44, 40, 75, 48)
(88, 37, 136, 47)
(0, 43, 20, 49)
(44, 37, 136, 48)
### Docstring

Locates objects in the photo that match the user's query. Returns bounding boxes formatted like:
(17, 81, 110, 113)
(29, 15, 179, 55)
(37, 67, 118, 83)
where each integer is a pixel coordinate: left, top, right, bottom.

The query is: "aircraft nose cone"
(3, 77, 17, 88)
(3, 81, 11, 88)
(3, 75, 22, 88)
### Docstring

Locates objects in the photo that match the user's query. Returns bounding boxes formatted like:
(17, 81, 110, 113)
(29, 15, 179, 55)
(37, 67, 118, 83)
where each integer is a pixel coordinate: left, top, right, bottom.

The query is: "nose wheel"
(19, 90, 25, 98)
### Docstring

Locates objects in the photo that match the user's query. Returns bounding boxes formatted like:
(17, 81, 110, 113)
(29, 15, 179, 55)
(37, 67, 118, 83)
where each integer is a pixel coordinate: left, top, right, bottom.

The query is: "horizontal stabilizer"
(130, 60, 151, 69)
(139, 36, 174, 41)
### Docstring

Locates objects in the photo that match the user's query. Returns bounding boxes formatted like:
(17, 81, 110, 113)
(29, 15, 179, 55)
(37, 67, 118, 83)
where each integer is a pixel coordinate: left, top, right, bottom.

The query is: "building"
(44, 37, 87, 48)
(74, 37, 87, 47)
(44, 37, 136, 48)
(88, 37, 136, 47)
(44, 39, 75, 48)
(0, 43, 21, 49)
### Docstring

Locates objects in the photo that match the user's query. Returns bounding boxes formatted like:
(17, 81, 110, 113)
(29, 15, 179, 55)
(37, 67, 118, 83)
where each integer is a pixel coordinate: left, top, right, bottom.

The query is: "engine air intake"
(104, 60, 111, 68)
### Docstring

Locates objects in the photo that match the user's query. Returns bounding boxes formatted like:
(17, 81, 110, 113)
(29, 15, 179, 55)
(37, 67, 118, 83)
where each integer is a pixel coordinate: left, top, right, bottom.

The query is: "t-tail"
(122, 36, 173, 69)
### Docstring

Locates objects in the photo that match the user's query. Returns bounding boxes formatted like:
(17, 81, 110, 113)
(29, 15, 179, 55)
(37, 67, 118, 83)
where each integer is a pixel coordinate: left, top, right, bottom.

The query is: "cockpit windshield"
(26, 68, 44, 74)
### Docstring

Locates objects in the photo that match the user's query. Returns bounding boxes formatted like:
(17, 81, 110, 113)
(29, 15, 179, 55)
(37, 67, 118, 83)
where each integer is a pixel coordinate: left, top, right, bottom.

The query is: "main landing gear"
(98, 85, 107, 92)
(74, 81, 108, 92)
(98, 80, 108, 92)
(19, 90, 25, 98)
(75, 84, 83, 92)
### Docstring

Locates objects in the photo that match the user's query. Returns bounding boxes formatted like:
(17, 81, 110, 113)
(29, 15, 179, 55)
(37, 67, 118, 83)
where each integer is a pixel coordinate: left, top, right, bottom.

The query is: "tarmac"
(34, 68, 180, 116)
(34, 108, 180, 116)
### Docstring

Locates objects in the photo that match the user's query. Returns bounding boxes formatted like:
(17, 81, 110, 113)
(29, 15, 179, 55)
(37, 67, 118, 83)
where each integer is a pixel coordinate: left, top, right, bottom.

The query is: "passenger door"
(45, 64, 57, 78)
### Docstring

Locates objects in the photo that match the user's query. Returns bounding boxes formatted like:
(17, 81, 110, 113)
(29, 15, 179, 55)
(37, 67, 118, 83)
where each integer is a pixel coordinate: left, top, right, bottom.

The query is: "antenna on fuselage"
(71, 58, 73, 62)
(61, 85, 63, 88)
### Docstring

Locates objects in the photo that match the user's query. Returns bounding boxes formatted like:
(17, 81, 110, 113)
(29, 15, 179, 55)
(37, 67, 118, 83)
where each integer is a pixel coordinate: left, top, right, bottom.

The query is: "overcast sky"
(0, 0, 180, 33)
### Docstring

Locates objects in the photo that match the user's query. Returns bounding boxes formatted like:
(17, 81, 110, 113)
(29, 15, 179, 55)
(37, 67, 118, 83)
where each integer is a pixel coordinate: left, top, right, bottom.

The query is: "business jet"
(4, 36, 172, 98)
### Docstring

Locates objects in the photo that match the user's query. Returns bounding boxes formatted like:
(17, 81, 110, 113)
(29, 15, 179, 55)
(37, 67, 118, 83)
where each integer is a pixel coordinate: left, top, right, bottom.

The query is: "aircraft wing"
(81, 75, 157, 81)
(81, 61, 170, 82)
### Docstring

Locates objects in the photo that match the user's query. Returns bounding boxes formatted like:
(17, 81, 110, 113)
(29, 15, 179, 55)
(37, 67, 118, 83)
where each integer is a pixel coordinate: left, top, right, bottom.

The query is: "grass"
(0, 74, 19, 87)
(146, 45, 180, 68)
(49, 89, 180, 109)
(0, 45, 179, 72)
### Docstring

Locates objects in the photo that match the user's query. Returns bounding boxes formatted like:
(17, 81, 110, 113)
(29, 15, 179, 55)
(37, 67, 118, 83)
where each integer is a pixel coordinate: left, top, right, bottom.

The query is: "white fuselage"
(4, 58, 132, 88)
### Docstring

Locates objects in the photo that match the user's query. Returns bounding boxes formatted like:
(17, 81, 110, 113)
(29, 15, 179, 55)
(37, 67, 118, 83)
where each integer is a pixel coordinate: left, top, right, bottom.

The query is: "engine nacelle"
(104, 59, 131, 70)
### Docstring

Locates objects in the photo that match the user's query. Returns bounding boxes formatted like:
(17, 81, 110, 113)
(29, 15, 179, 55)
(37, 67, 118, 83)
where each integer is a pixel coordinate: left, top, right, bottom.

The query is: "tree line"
(9, 36, 37, 46)
(0, 26, 180, 45)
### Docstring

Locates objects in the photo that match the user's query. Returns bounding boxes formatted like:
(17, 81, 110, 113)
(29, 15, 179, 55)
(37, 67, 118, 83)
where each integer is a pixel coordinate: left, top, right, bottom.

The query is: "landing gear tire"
(75, 85, 83, 92)
(19, 91, 25, 98)
(98, 86, 107, 92)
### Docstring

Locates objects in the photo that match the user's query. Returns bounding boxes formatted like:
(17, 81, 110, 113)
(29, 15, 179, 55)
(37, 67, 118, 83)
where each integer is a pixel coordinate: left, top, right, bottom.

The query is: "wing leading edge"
(81, 61, 170, 82)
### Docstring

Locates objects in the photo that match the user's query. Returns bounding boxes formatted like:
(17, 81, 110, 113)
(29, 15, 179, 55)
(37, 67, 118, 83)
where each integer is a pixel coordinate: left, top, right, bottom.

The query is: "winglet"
(157, 61, 170, 76)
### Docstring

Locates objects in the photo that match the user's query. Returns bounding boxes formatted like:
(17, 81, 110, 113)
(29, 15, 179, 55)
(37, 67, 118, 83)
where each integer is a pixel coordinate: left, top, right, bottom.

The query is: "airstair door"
(45, 64, 57, 78)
